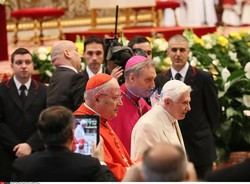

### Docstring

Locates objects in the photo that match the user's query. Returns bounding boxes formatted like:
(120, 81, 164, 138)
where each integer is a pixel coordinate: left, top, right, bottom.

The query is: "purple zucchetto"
(125, 55, 148, 70)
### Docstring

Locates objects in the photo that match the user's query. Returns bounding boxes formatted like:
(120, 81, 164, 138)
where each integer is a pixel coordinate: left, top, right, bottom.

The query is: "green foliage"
(32, 48, 55, 83)
(183, 29, 250, 162)
(32, 31, 250, 162)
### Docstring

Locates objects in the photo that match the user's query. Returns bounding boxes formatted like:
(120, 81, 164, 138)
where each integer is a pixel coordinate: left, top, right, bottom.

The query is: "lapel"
(164, 69, 172, 81)
(184, 66, 197, 86)
(7, 78, 23, 111)
(82, 69, 89, 81)
(24, 80, 39, 110)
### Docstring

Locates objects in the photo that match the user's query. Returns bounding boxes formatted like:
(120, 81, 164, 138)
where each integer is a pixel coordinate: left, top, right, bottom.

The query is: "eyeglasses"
(98, 93, 122, 103)
(170, 48, 187, 53)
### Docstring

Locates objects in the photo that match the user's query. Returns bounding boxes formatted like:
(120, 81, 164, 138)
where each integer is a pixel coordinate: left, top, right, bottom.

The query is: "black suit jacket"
(80, 69, 89, 83)
(12, 146, 116, 182)
(206, 158, 250, 181)
(155, 66, 220, 166)
(79, 67, 107, 84)
(0, 78, 47, 180)
(47, 67, 87, 112)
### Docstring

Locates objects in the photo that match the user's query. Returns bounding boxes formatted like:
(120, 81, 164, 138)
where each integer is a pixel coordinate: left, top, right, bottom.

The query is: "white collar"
(14, 76, 31, 90)
(171, 62, 189, 82)
(86, 66, 103, 79)
(158, 104, 176, 124)
(59, 65, 78, 73)
(84, 103, 101, 116)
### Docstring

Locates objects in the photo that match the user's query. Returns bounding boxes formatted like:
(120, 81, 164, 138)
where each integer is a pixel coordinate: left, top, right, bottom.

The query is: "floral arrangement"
(32, 46, 54, 83)
(181, 29, 250, 162)
(32, 35, 85, 83)
(122, 30, 250, 162)
(32, 30, 250, 162)
(0, 0, 9, 5)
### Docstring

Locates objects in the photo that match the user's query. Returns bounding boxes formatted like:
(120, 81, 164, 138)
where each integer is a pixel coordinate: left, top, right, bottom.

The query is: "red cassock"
(74, 104, 133, 181)
(223, 0, 236, 5)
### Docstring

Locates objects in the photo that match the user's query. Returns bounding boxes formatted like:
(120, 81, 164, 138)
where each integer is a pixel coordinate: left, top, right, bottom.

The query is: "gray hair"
(160, 80, 191, 105)
(124, 60, 155, 81)
(142, 144, 187, 182)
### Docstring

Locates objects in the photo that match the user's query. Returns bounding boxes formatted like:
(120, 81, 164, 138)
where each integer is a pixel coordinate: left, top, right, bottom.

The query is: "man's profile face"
(84, 42, 104, 73)
(130, 66, 156, 98)
(167, 91, 191, 120)
(96, 82, 123, 120)
(69, 44, 82, 71)
(133, 42, 152, 60)
(11, 54, 34, 81)
(167, 41, 189, 72)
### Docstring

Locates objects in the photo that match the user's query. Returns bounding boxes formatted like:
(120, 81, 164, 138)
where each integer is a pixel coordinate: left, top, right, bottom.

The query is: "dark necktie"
(20, 85, 27, 104)
(175, 73, 182, 80)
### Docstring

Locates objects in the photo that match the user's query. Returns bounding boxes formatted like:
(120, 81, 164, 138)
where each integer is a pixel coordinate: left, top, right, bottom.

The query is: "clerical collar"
(171, 62, 189, 82)
(14, 76, 31, 91)
(158, 104, 176, 124)
(86, 66, 103, 79)
(84, 103, 100, 116)
(124, 85, 140, 101)
(59, 65, 78, 73)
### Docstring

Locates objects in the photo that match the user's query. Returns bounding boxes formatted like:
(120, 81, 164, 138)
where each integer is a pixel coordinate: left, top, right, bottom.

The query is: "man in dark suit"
(82, 35, 125, 85)
(0, 48, 47, 181)
(12, 106, 116, 182)
(154, 34, 220, 179)
(47, 40, 87, 111)
(81, 35, 106, 81)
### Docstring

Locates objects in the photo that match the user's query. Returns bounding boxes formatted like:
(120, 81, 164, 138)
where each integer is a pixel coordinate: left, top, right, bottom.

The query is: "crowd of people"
(0, 33, 249, 182)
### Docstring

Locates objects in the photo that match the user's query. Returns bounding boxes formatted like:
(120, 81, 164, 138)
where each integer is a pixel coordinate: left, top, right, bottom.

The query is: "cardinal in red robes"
(74, 73, 133, 181)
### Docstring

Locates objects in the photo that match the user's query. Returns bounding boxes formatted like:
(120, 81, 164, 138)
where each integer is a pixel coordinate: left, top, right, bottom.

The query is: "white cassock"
(241, 2, 250, 25)
(131, 104, 186, 161)
(222, 0, 242, 26)
(184, 0, 217, 26)
(74, 124, 86, 141)
(163, 1, 187, 26)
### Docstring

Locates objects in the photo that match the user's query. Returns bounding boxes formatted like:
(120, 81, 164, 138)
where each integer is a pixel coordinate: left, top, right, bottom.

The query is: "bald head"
(142, 143, 186, 182)
(51, 40, 82, 71)
(51, 40, 74, 62)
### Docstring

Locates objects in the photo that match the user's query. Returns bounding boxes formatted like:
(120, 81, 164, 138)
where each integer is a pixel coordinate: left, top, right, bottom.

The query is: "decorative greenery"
(183, 29, 250, 162)
(0, 0, 9, 5)
(32, 35, 85, 83)
(32, 47, 55, 83)
(32, 30, 250, 162)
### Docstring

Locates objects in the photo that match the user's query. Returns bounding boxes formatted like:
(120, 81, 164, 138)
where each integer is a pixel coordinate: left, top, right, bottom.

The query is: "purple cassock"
(109, 84, 151, 155)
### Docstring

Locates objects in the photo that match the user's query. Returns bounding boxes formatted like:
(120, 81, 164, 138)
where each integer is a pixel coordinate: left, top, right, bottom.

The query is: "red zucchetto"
(86, 73, 113, 90)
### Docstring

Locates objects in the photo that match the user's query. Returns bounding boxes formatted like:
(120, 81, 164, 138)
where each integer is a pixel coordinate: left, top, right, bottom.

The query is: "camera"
(105, 38, 133, 69)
